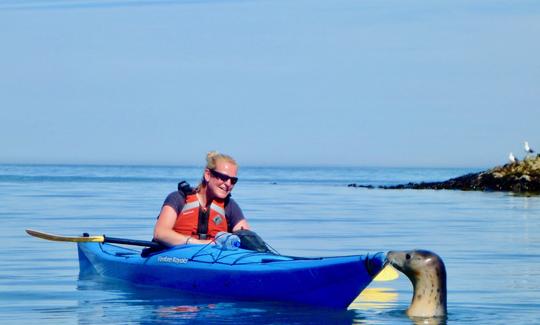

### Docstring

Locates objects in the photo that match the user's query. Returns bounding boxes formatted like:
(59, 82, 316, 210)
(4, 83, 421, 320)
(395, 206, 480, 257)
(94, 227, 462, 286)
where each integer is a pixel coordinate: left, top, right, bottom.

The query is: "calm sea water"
(1, 164, 539, 324)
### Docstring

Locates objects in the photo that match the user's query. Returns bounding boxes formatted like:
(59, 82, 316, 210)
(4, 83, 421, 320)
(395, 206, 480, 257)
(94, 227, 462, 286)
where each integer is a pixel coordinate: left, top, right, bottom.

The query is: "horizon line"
(0, 161, 488, 170)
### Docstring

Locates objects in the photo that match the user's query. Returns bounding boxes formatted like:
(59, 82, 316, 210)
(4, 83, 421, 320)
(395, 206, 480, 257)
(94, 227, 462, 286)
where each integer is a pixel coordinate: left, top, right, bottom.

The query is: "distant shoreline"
(348, 156, 540, 194)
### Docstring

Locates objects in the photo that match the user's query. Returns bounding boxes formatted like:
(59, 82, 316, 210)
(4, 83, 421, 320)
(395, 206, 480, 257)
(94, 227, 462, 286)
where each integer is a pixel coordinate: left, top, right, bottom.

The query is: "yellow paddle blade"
(373, 265, 399, 282)
(26, 229, 105, 243)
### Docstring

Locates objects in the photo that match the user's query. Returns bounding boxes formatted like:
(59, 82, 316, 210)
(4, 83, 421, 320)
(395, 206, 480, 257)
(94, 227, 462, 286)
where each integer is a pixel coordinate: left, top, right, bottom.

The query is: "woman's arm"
(153, 205, 213, 246)
(232, 219, 250, 232)
(227, 198, 251, 233)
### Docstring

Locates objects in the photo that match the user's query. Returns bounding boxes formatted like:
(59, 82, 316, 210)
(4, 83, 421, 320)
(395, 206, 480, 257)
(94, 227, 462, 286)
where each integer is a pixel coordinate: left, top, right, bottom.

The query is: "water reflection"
(349, 287, 399, 311)
(407, 316, 447, 325)
(76, 277, 362, 324)
(350, 287, 449, 325)
(157, 304, 217, 321)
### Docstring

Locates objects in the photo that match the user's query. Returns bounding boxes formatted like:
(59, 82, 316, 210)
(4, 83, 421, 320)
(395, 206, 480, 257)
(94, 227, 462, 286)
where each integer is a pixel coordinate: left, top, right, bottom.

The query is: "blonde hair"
(205, 151, 237, 170)
(196, 151, 237, 191)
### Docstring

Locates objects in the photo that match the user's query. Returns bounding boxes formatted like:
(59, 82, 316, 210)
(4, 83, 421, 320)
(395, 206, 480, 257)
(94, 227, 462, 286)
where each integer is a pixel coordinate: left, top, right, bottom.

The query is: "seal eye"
(405, 253, 411, 260)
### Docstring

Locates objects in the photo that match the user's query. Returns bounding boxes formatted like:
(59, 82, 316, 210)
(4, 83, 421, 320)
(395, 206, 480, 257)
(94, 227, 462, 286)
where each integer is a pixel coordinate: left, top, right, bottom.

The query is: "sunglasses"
(209, 169, 239, 185)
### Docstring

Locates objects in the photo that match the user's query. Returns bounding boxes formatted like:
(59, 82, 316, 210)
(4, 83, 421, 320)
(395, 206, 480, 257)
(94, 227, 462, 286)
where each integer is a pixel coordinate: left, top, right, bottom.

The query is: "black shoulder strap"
(178, 180, 194, 196)
(197, 209, 209, 240)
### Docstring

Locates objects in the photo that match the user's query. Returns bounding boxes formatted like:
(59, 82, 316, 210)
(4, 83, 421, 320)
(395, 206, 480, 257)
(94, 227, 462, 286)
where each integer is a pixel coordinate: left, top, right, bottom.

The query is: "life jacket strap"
(197, 208, 209, 239)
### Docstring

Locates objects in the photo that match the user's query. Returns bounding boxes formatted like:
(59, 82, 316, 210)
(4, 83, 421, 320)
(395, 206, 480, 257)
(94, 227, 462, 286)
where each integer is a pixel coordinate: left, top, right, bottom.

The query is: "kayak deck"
(78, 242, 386, 309)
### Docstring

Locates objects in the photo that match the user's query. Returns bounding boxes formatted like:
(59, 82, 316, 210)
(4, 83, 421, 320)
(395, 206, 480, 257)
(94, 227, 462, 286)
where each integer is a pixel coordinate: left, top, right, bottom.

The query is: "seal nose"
(365, 252, 386, 277)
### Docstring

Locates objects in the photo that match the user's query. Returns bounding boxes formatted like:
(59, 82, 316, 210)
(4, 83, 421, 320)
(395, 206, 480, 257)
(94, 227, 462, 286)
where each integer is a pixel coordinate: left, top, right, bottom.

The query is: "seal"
(386, 249, 447, 317)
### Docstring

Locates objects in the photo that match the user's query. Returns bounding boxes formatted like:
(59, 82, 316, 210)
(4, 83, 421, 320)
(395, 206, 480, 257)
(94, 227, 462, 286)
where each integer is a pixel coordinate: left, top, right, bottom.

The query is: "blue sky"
(1, 0, 539, 167)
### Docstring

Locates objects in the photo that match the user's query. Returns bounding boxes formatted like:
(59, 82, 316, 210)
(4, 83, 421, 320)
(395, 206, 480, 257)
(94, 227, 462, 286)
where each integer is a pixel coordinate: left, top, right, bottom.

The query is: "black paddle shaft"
(102, 235, 163, 249)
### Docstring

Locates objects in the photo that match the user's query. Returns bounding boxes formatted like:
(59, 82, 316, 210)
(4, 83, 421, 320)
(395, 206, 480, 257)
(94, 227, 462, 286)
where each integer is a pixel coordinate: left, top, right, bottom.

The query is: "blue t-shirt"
(163, 191, 246, 232)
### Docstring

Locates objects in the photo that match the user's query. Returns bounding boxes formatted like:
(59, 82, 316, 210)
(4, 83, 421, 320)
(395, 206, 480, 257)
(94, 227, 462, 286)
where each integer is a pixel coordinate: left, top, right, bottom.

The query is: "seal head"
(387, 249, 447, 317)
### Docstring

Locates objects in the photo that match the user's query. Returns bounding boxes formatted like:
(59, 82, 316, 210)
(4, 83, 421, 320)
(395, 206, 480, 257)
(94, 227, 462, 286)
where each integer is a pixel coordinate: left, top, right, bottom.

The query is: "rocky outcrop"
(348, 156, 540, 194)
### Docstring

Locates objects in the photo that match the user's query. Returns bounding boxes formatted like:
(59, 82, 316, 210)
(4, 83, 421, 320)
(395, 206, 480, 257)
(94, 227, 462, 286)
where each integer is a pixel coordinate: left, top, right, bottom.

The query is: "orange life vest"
(173, 193, 228, 239)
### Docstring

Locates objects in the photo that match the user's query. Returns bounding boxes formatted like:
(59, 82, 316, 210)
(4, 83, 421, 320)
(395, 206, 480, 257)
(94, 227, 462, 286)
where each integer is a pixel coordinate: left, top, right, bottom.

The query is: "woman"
(153, 151, 250, 246)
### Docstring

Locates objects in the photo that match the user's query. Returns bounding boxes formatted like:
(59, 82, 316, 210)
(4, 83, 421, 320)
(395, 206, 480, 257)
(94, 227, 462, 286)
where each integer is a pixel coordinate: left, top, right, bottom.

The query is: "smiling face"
(204, 159, 238, 201)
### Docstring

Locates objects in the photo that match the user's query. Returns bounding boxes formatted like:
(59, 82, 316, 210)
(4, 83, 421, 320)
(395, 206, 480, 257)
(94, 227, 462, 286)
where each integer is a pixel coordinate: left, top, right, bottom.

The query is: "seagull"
(524, 141, 535, 154)
(509, 152, 518, 163)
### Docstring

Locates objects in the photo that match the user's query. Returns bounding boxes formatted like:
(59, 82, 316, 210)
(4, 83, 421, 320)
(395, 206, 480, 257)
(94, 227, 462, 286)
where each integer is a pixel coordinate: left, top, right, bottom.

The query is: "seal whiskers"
(387, 250, 447, 318)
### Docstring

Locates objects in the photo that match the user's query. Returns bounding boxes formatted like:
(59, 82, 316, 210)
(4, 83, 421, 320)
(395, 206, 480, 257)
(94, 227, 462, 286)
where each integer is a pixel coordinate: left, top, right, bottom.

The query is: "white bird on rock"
(524, 141, 535, 154)
(509, 152, 518, 163)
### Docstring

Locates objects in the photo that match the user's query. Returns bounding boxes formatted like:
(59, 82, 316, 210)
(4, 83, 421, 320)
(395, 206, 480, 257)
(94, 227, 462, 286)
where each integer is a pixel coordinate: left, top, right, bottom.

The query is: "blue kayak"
(77, 242, 386, 309)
